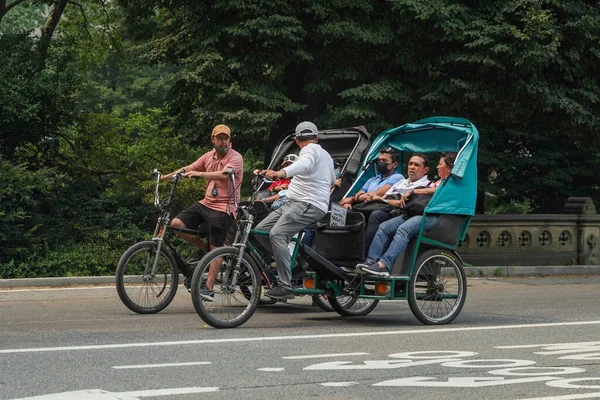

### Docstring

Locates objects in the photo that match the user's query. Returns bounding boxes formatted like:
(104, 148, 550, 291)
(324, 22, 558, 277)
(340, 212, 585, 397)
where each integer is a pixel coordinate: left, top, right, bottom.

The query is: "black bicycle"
(115, 169, 224, 314)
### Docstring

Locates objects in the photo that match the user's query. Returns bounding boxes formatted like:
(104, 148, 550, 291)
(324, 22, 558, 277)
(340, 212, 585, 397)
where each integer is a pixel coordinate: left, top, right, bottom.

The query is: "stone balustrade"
(458, 197, 600, 266)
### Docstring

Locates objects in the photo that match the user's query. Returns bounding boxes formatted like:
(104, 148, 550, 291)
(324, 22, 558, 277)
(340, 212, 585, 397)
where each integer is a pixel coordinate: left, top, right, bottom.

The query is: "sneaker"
(355, 259, 374, 270)
(359, 262, 390, 277)
(199, 285, 215, 302)
(265, 285, 295, 300)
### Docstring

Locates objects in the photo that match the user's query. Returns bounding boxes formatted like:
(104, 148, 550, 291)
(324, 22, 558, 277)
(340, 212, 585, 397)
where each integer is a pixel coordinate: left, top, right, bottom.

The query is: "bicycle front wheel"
(116, 241, 179, 314)
(191, 247, 261, 329)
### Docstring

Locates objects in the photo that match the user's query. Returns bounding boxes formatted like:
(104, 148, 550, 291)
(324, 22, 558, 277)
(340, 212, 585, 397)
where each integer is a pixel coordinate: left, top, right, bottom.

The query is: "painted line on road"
(0, 286, 114, 293)
(498, 341, 600, 349)
(112, 361, 211, 369)
(517, 392, 600, 400)
(283, 352, 370, 359)
(2, 320, 600, 355)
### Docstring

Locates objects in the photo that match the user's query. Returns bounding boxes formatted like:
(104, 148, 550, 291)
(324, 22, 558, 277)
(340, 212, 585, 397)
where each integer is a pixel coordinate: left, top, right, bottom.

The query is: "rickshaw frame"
(190, 116, 479, 328)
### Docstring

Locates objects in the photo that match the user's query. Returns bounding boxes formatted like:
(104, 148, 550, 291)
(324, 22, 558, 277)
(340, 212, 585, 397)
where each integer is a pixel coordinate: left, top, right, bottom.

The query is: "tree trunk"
(37, 0, 68, 70)
(0, 0, 28, 25)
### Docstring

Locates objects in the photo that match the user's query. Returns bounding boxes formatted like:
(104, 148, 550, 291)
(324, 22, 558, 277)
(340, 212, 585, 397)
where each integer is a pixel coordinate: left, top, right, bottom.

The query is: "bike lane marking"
(3, 320, 600, 354)
(283, 352, 369, 359)
(112, 361, 211, 369)
(517, 393, 600, 400)
(13, 387, 220, 400)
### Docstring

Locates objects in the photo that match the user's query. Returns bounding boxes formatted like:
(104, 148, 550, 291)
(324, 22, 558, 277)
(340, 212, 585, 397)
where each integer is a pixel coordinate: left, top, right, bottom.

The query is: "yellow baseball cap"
(211, 124, 231, 137)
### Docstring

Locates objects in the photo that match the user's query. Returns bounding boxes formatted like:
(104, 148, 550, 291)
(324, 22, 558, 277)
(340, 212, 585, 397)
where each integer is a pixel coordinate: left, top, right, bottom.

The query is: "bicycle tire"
(116, 241, 179, 314)
(312, 294, 334, 312)
(191, 247, 261, 329)
(327, 294, 379, 316)
(408, 249, 467, 325)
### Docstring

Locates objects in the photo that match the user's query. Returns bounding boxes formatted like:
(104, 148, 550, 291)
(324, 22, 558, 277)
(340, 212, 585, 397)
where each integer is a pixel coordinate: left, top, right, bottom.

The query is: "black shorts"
(175, 203, 233, 247)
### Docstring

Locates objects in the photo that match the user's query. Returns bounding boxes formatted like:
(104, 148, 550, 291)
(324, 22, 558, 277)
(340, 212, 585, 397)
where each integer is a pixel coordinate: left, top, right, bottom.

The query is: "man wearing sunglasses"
(256, 121, 336, 300)
(339, 147, 403, 209)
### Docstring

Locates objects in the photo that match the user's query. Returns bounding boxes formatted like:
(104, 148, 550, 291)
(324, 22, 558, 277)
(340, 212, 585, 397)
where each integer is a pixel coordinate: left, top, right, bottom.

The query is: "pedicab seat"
(421, 214, 468, 246)
(313, 211, 365, 267)
(389, 214, 468, 276)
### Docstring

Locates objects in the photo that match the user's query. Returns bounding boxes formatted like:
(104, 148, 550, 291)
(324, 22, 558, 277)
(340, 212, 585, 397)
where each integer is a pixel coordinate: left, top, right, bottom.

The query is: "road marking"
(118, 387, 219, 397)
(283, 352, 369, 359)
(3, 320, 600, 354)
(517, 393, 600, 400)
(374, 376, 557, 387)
(0, 286, 114, 293)
(112, 361, 211, 369)
(321, 382, 359, 387)
(258, 367, 285, 371)
(13, 387, 220, 399)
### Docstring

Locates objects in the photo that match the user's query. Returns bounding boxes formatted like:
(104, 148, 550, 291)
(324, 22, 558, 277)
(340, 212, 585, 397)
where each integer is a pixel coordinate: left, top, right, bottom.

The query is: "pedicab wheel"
(312, 294, 334, 312)
(115, 241, 179, 314)
(191, 247, 261, 329)
(327, 294, 379, 316)
(408, 248, 467, 325)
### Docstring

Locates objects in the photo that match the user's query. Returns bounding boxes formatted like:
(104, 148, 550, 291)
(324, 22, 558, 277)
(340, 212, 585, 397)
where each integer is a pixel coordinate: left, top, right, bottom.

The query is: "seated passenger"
(339, 147, 403, 209)
(357, 153, 457, 276)
(361, 153, 431, 253)
(267, 154, 298, 192)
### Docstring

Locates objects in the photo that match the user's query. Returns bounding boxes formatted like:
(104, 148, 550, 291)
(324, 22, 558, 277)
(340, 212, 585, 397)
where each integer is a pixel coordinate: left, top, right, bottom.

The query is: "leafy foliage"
(1, 0, 600, 277)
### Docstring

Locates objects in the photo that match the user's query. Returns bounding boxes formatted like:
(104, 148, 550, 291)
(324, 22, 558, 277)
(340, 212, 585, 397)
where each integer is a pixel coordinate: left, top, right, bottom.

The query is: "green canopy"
(346, 116, 479, 216)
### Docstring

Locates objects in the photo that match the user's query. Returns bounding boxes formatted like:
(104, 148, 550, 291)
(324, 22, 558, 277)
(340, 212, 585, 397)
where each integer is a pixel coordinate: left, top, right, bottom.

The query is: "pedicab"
(189, 116, 479, 328)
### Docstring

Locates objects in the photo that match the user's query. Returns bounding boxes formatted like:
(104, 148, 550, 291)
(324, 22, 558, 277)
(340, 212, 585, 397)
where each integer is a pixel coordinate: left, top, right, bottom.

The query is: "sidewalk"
(1, 266, 600, 289)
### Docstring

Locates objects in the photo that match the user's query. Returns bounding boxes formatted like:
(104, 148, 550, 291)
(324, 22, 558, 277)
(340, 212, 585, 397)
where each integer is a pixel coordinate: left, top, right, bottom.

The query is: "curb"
(463, 265, 600, 277)
(1, 266, 600, 289)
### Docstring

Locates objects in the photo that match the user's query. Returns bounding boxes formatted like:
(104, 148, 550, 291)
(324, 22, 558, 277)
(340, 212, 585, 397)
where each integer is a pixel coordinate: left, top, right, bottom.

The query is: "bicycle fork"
(223, 215, 254, 291)
(147, 216, 170, 279)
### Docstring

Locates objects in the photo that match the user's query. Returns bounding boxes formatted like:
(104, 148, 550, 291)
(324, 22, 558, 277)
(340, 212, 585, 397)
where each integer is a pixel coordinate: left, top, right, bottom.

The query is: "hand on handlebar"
(261, 169, 286, 180)
(182, 170, 203, 178)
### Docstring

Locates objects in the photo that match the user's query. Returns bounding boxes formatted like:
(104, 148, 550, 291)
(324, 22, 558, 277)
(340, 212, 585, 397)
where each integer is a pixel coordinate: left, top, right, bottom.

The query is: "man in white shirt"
(256, 121, 335, 299)
(360, 153, 431, 254)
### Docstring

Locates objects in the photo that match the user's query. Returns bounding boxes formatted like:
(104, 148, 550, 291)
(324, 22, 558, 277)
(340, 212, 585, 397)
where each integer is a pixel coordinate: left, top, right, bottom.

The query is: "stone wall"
(457, 197, 600, 266)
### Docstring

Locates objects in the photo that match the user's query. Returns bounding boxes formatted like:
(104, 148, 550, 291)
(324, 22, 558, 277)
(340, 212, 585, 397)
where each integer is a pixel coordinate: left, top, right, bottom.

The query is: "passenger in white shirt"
(256, 121, 335, 300)
(360, 153, 431, 254)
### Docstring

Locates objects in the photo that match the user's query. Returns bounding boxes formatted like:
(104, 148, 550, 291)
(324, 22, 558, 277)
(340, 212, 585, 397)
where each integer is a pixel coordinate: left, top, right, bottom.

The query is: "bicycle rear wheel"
(408, 249, 467, 325)
(116, 241, 179, 314)
(191, 247, 260, 329)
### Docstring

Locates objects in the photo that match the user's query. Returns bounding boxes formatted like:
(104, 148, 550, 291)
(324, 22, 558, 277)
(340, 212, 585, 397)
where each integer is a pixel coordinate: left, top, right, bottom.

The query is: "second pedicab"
(189, 116, 479, 328)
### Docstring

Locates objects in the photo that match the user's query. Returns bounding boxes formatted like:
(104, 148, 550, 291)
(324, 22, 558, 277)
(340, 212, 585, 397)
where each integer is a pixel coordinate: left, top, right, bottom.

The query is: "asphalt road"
(1, 276, 600, 400)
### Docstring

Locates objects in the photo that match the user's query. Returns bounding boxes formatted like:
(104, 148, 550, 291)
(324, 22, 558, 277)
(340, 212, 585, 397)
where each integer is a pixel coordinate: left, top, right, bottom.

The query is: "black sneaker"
(355, 259, 375, 270)
(199, 285, 215, 302)
(359, 262, 390, 277)
(265, 285, 295, 300)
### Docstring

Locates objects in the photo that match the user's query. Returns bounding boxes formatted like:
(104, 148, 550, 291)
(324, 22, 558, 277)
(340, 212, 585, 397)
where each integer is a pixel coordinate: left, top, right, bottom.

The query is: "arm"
(184, 168, 231, 181)
(393, 185, 438, 208)
(161, 163, 195, 180)
(339, 190, 366, 207)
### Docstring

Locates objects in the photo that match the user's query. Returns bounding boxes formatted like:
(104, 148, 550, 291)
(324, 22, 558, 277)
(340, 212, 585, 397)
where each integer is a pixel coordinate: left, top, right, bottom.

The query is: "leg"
(170, 203, 209, 277)
(204, 210, 234, 290)
(254, 205, 286, 258)
(364, 210, 393, 255)
(267, 201, 325, 291)
(365, 216, 406, 263)
(379, 216, 439, 270)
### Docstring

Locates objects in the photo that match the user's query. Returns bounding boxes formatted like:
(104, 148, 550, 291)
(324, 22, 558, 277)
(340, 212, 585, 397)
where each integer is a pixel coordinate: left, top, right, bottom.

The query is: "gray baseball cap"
(294, 121, 319, 137)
